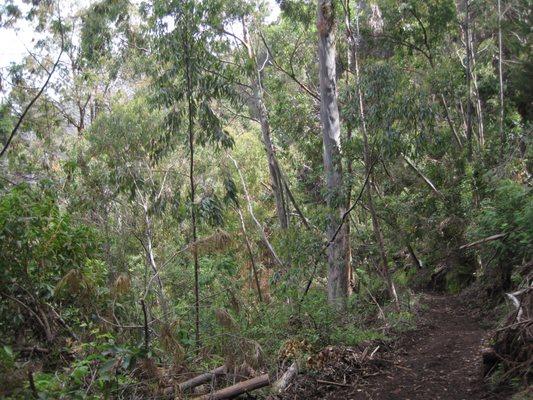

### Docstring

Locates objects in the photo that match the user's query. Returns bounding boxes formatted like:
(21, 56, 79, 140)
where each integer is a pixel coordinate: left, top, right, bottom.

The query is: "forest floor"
(277, 292, 515, 400)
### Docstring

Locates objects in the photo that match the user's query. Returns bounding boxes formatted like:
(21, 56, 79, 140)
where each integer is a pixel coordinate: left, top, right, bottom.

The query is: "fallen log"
(197, 373, 270, 400)
(271, 362, 298, 394)
(179, 365, 227, 392)
(163, 365, 227, 396)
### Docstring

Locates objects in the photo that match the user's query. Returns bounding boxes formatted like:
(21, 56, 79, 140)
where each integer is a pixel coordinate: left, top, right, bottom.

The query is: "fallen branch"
(459, 233, 507, 250)
(281, 172, 312, 231)
(179, 365, 227, 392)
(1, 292, 54, 342)
(46, 302, 80, 342)
(271, 362, 298, 394)
(402, 154, 443, 198)
(484, 282, 532, 384)
(495, 319, 532, 332)
(316, 379, 353, 388)
(505, 286, 532, 323)
(235, 205, 263, 302)
(197, 373, 270, 400)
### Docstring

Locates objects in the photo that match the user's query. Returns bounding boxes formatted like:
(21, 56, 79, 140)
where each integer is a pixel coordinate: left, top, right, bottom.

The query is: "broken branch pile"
(483, 273, 533, 386)
(270, 345, 386, 399)
(168, 344, 388, 399)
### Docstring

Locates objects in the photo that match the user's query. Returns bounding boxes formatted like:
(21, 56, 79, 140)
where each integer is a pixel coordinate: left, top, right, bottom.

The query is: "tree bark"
(317, 0, 349, 309)
(242, 19, 289, 229)
(272, 362, 298, 394)
(464, 0, 474, 158)
(470, 41, 485, 148)
(344, 0, 355, 292)
(497, 0, 505, 158)
(179, 365, 227, 392)
(197, 374, 270, 400)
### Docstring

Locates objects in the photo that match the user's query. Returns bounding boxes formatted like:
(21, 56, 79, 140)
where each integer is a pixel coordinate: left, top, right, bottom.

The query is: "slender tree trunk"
(142, 205, 169, 320)
(497, 0, 505, 158)
(458, 99, 467, 133)
(242, 19, 289, 229)
(470, 46, 485, 147)
(236, 206, 263, 302)
(230, 155, 284, 269)
(280, 171, 312, 230)
(468, 15, 485, 147)
(366, 187, 398, 306)
(184, 32, 200, 350)
(464, 0, 474, 158)
(317, 0, 349, 308)
(439, 94, 463, 147)
(344, 0, 355, 292)
(351, 3, 399, 310)
(345, 142, 354, 290)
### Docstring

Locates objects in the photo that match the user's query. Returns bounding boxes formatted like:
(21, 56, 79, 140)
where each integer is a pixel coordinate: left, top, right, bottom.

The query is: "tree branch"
(258, 31, 320, 101)
(0, 16, 65, 158)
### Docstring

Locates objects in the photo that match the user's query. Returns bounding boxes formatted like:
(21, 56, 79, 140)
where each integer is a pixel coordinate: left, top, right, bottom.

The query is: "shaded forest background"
(0, 0, 531, 398)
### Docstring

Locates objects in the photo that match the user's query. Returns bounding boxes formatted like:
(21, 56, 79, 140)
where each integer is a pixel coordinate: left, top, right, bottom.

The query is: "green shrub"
(468, 179, 532, 292)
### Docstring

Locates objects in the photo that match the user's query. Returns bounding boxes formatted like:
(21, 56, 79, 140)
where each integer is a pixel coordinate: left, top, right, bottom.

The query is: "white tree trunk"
(317, 0, 349, 309)
(242, 19, 289, 229)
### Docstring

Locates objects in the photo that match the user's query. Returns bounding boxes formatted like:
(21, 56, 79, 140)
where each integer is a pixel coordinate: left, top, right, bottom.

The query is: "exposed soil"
(276, 293, 514, 400)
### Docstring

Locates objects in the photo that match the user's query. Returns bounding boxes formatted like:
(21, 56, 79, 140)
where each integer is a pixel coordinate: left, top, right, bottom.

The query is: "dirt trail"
(347, 293, 506, 400)
(280, 293, 512, 400)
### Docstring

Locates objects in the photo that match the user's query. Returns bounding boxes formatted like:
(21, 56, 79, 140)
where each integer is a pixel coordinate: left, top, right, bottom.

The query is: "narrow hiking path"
(279, 292, 512, 400)
(348, 293, 506, 400)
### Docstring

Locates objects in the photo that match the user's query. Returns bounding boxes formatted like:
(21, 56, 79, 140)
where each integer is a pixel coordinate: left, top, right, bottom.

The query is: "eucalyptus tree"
(86, 96, 180, 322)
(0, 1, 65, 160)
(0, 0, 132, 181)
(240, 13, 290, 229)
(220, 1, 317, 231)
(51, 0, 133, 136)
(148, 0, 235, 348)
(317, 0, 349, 308)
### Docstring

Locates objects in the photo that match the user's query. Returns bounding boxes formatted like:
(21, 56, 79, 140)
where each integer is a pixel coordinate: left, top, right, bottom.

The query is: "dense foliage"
(0, 0, 530, 398)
